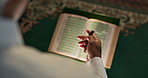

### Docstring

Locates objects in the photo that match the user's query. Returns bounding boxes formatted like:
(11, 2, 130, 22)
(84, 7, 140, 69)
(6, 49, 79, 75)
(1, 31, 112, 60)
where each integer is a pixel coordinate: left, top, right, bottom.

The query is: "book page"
(49, 13, 88, 58)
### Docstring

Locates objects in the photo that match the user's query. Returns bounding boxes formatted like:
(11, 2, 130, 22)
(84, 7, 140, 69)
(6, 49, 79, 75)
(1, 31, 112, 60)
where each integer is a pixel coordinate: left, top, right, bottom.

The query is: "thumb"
(88, 35, 95, 42)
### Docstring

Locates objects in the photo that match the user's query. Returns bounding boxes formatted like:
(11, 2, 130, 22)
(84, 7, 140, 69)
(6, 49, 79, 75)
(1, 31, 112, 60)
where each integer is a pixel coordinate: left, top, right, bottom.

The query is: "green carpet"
(23, 16, 58, 51)
(107, 23, 148, 78)
(23, 16, 148, 78)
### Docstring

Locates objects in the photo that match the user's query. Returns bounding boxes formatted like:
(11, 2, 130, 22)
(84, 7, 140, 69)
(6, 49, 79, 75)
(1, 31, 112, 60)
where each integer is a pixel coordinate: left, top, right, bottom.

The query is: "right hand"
(77, 30, 102, 62)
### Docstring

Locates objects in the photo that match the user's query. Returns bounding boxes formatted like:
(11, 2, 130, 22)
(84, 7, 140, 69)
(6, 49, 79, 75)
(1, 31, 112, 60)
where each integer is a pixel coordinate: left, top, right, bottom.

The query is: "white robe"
(0, 17, 108, 78)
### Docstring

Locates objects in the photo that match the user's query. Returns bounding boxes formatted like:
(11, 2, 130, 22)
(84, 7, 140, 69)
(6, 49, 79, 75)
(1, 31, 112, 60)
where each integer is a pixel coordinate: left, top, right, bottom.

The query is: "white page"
(49, 13, 88, 58)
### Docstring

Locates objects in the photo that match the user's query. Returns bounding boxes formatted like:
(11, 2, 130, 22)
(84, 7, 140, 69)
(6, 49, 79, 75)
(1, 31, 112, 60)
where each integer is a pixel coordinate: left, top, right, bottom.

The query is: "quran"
(48, 13, 120, 68)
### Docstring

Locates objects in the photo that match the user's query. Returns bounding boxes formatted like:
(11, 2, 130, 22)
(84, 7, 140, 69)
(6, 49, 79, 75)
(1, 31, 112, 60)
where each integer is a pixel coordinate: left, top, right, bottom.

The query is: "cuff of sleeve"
(87, 57, 108, 78)
(87, 57, 103, 66)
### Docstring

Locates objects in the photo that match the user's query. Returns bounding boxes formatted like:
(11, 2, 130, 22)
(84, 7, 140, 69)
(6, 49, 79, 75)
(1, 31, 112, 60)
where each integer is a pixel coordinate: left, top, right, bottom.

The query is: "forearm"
(0, 17, 23, 50)
(87, 57, 108, 78)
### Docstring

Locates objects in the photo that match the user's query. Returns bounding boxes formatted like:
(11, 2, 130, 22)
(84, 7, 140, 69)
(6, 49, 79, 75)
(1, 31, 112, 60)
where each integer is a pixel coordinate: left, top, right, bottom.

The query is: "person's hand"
(77, 30, 101, 62)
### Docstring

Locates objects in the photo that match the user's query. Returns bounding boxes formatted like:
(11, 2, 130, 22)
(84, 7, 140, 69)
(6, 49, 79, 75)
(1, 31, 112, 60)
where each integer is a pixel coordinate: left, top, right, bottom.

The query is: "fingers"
(77, 36, 89, 40)
(77, 30, 100, 52)
(86, 30, 90, 34)
(80, 45, 86, 50)
(78, 40, 88, 45)
(86, 30, 98, 40)
(77, 30, 97, 41)
(77, 30, 102, 61)
(78, 40, 88, 51)
(77, 35, 96, 42)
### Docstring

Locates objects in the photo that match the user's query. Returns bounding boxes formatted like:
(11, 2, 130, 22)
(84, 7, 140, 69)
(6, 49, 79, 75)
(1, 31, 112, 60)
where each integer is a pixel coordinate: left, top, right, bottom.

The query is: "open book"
(48, 13, 120, 68)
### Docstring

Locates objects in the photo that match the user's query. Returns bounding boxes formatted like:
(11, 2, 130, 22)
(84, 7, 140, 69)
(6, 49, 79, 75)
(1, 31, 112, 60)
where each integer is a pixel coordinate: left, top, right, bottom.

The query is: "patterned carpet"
(82, 0, 148, 14)
(20, 0, 148, 36)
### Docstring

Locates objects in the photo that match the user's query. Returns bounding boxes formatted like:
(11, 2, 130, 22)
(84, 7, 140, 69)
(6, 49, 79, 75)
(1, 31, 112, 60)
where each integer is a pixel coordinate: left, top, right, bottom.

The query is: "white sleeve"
(0, 17, 23, 49)
(87, 57, 108, 78)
